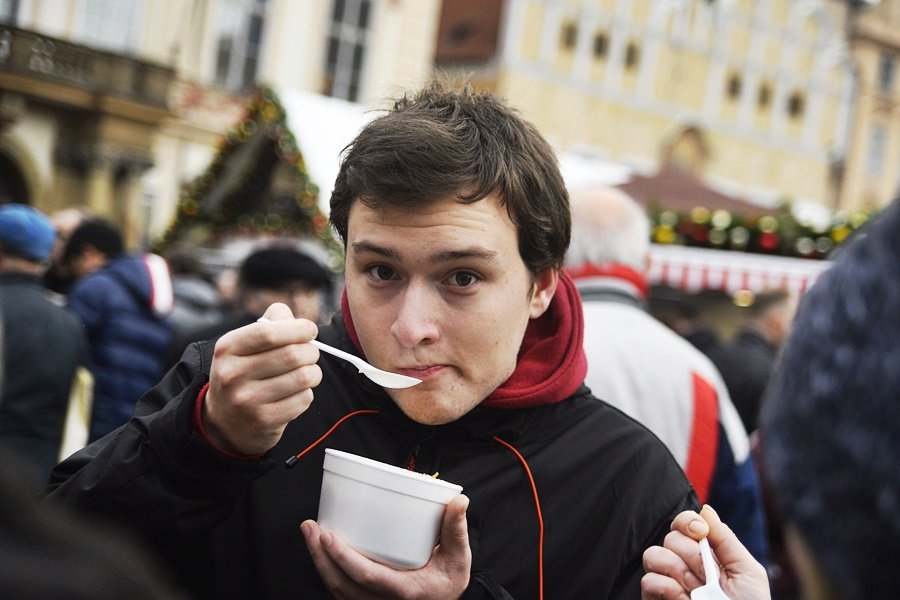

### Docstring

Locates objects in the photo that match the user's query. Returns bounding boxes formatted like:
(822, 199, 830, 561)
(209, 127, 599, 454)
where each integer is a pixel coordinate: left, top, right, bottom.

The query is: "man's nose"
(390, 282, 440, 348)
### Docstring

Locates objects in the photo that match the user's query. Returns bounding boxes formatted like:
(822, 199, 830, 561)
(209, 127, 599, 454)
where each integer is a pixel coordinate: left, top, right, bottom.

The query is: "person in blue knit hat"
(641, 197, 900, 600)
(0, 204, 90, 486)
(0, 204, 56, 263)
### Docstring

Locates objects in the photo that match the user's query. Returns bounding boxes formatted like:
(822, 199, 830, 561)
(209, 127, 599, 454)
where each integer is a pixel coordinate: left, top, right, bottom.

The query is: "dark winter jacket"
(66, 255, 172, 441)
(0, 273, 89, 482)
(165, 311, 257, 370)
(710, 330, 777, 433)
(48, 313, 695, 599)
(168, 274, 223, 341)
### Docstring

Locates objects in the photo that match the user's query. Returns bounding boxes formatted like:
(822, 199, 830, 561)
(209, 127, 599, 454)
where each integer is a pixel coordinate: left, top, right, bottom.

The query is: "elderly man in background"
(565, 186, 768, 564)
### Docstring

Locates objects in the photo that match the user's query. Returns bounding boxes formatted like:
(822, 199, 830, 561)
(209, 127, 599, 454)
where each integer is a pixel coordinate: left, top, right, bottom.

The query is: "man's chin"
(391, 395, 467, 426)
(402, 407, 459, 426)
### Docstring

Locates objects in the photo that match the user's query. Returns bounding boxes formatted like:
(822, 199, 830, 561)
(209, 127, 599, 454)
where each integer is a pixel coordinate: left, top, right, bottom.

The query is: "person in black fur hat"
(165, 245, 333, 368)
(641, 198, 900, 600)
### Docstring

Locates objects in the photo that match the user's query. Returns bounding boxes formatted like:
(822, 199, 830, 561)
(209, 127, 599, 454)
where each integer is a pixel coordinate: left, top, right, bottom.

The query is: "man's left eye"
(448, 271, 479, 287)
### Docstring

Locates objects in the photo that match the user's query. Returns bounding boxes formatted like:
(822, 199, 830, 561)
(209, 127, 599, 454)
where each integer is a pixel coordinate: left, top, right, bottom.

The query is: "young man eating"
(48, 83, 695, 599)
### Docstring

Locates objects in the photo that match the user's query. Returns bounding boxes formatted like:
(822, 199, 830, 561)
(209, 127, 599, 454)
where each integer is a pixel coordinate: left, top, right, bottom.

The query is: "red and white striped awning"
(648, 244, 832, 296)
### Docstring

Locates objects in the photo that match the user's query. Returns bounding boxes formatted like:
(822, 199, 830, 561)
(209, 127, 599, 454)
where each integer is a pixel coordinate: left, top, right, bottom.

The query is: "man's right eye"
(367, 264, 395, 281)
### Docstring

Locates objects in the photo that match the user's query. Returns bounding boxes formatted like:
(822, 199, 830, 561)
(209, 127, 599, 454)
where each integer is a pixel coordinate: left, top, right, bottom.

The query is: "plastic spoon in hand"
(257, 318, 422, 389)
(691, 537, 730, 600)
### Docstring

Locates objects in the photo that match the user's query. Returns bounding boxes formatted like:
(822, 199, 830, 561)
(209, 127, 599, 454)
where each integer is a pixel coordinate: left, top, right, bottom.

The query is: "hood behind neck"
(102, 253, 173, 318)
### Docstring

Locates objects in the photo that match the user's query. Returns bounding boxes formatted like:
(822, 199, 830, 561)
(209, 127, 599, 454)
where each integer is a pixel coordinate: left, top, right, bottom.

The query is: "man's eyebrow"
(350, 241, 498, 263)
(350, 241, 400, 260)
(428, 247, 499, 263)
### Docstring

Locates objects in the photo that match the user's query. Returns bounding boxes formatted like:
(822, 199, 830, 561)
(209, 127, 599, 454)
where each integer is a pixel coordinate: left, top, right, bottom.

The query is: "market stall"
(648, 244, 831, 296)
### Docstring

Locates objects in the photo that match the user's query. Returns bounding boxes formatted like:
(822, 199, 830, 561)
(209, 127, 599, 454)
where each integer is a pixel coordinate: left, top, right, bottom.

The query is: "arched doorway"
(660, 125, 711, 177)
(0, 151, 30, 205)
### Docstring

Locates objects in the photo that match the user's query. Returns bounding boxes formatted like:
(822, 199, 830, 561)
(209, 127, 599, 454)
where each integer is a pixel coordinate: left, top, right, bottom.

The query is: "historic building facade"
(840, 0, 900, 209)
(0, 0, 440, 244)
(437, 0, 898, 211)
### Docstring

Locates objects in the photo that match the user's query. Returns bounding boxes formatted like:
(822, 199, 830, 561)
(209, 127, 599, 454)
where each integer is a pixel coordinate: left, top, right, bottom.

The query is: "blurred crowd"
(0, 205, 337, 488)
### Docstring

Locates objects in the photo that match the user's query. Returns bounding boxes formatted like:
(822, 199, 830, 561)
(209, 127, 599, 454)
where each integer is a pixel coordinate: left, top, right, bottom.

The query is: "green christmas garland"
(648, 202, 872, 259)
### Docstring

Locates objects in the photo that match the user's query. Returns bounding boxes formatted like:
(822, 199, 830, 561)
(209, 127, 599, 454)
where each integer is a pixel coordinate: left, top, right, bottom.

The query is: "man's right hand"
(203, 302, 323, 456)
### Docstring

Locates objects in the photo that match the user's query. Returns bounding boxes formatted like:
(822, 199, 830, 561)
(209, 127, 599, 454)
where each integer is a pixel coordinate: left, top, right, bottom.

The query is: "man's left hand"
(301, 494, 472, 600)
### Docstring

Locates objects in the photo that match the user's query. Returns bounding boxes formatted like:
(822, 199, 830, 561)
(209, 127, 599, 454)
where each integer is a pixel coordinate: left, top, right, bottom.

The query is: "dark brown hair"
(62, 218, 124, 263)
(329, 81, 570, 275)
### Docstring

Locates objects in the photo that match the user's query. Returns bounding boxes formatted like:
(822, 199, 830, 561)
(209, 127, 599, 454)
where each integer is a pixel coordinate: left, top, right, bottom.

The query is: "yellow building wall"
(838, 1, 900, 210)
(520, 3, 545, 63)
(653, 48, 710, 113)
(498, 58, 833, 208)
(493, 0, 870, 211)
(728, 27, 750, 57)
(632, 0, 652, 22)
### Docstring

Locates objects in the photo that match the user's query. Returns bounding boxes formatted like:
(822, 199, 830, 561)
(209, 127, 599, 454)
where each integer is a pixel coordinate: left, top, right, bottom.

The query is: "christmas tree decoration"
(154, 85, 343, 265)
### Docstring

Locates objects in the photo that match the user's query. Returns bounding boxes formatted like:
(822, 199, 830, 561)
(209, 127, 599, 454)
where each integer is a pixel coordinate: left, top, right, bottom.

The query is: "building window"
(560, 21, 578, 50)
(758, 83, 771, 109)
(878, 51, 895, 93)
(0, 150, 30, 204)
(0, 0, 18, 24)
(726, 73, 742, 99)
(323, 0, 371, 102)
(213, 0, 268, 92)
(866, 125, 886, 177)
(593, 32, 608, 59)
(624, 41, 640, 69)
(78, 0, 142, 53)
(787, 91, 805, 119)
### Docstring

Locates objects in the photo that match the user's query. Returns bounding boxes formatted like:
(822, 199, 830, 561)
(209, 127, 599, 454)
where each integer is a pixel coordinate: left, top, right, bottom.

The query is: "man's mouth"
(398, 365, 446, 379)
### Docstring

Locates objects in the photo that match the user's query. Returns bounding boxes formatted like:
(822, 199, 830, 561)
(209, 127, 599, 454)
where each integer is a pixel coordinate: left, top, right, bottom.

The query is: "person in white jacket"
(564, 186, 768, 563)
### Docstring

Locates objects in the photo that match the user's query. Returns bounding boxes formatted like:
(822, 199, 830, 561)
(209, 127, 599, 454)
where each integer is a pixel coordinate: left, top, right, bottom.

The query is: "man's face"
(70, 246, 106, 278)
(345, 194, 557, 425)
(252, 284, 323, 323)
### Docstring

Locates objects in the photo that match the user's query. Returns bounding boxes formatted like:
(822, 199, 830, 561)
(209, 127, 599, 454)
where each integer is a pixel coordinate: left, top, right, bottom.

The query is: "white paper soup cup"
(317, 448, 463, 569)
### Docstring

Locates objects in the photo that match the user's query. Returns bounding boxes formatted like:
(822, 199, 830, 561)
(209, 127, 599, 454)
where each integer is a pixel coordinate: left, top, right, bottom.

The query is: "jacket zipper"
(406, 441, 420, 471)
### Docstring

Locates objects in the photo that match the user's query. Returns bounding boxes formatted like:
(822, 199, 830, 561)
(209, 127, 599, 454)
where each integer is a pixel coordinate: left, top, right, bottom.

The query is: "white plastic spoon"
(257, 318, 422, 389)
(691, 538, 730, 600)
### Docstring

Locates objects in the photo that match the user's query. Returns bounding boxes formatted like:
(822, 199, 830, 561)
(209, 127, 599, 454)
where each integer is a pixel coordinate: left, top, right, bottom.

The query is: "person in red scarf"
(564, 187, 768, 565)
(47, 83, 695, 599)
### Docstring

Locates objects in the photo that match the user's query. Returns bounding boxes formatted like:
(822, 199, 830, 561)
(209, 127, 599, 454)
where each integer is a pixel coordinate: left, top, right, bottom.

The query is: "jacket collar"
(565, 263, 649, 298)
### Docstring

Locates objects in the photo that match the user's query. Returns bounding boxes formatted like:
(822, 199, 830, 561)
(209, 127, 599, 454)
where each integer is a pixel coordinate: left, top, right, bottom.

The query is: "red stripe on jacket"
(684, 373, 719, 503)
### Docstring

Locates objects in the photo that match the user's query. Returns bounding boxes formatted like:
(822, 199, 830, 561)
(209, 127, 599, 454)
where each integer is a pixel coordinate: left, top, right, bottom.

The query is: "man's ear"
(529, 268, 559, 319)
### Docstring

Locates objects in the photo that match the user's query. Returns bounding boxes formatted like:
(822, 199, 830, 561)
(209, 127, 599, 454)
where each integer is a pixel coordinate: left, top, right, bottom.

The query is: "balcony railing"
(0, 25, 173, 108)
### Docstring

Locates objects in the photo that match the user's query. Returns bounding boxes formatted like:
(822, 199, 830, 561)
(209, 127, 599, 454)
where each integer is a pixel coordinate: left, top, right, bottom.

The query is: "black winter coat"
(0, 273, 89, 482)
(710, 330, 777, 433)
(48, 316, 696, 599)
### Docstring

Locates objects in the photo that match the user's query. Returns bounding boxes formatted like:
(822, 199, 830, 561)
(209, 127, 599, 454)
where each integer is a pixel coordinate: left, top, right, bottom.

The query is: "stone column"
(85, 151, 117, 218)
